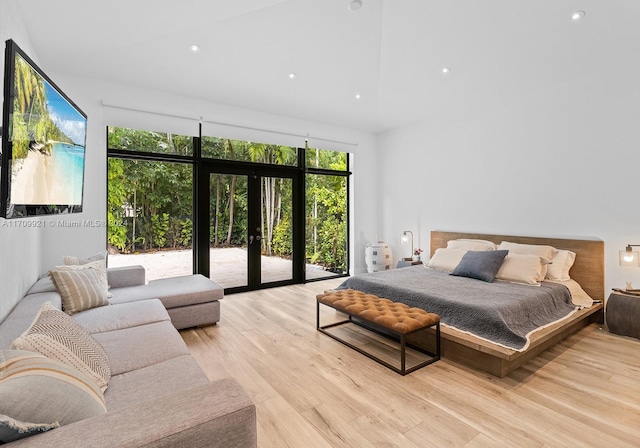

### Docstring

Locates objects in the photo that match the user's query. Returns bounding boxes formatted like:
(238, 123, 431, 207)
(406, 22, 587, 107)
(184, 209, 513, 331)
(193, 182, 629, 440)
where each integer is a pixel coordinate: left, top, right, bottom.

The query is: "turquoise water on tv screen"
(50, 142, 85, 204)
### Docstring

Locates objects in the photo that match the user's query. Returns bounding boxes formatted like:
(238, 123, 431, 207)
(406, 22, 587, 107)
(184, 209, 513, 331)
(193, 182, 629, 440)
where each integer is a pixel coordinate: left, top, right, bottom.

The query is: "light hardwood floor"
(181, 279, 640, 448)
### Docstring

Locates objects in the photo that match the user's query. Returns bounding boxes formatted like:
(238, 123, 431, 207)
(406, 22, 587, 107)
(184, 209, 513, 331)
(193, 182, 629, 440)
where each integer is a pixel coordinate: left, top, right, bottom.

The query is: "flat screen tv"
(1, 39, 86, 218)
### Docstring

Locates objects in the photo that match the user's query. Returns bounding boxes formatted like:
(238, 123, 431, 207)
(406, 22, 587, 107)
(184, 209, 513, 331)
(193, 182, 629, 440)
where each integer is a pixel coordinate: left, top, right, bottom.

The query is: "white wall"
(0, 0, 43, 320)
(377, 68, 640, 294)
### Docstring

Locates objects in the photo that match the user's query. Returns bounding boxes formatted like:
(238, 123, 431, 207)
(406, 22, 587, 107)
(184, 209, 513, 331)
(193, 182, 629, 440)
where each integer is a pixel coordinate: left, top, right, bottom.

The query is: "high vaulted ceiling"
(16, 0, 640, 133)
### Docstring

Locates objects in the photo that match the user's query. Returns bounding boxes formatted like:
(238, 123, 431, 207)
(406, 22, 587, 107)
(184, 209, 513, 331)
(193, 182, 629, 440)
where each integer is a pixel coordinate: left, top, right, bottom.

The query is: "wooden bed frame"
(426, 230, 605, 377)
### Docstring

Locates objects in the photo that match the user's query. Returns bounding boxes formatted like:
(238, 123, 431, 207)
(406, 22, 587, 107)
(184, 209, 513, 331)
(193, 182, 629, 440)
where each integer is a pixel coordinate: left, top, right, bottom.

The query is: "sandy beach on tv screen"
(11, 148, 79, 204)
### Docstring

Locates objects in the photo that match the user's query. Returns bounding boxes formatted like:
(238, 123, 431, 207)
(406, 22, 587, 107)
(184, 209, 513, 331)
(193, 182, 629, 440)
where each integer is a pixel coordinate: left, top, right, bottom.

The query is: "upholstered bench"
(109, 272, 224, 330)
(316, 289, 440, 375)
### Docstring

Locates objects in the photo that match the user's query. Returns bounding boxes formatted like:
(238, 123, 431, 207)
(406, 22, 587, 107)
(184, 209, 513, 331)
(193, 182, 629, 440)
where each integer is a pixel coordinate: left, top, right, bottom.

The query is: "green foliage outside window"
(108, 126, 193, 156)
(107, 158, 128, 250)
(107, 152, 193, 252)
(306, 152, 348, 273)
(305, 147, 347, 170)
(107, 127, 348, 275)
(202, 136, 297, 166)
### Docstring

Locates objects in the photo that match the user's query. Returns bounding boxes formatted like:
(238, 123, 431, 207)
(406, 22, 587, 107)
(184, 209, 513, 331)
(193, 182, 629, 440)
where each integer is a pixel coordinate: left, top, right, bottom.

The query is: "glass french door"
(199, 166, 299, 292)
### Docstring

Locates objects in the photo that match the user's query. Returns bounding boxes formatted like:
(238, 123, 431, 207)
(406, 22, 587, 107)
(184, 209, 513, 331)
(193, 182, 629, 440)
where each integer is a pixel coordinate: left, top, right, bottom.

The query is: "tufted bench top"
(316, 289, 440, 334)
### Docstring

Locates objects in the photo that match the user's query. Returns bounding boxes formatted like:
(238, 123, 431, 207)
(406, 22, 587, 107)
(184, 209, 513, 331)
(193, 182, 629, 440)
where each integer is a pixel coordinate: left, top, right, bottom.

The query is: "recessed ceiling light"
(571, 11, 585, 21)
(355, 93, 362, 100)
(288, 72, 297, 79)
(441, 67, 451, 74)
(348, 0, 362, 12)
(189, 44, 201, 53)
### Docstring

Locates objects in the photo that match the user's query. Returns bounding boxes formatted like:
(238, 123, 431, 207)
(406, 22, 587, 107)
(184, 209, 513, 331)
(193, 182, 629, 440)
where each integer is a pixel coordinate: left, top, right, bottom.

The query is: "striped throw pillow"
(0, 350, 106, 443)
(56, 260, 112, 298)
(49, 268, 109, 315)
(12, 302, 111, 391)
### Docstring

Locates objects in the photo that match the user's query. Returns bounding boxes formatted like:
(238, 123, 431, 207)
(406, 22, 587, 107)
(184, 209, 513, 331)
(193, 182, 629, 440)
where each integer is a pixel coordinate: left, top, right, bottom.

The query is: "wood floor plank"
(351, 412, 423, 448)
(256, 396, 334, 448)
(301, 404, 377, 448)
(182, 279, 640, 448)
(464, 433, 514, 448)
(402, 407, 480, 447)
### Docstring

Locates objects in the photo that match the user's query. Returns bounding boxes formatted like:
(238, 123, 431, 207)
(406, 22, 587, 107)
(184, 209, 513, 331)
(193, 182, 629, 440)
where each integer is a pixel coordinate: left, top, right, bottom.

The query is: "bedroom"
(0, 1, 639, 446)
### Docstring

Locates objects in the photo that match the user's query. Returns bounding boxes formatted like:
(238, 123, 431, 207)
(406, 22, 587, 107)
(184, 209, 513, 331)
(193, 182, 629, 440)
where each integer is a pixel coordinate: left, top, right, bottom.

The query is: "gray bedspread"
(336, 266, 577, 351)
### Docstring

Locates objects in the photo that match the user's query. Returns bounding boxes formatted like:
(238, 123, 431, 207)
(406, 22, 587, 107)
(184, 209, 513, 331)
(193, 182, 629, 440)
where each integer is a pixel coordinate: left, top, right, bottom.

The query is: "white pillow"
(63, 250, 108, 266)
(546, 250, 576, 281)
(497, 241, 557, 260)
(426, 248, 467, 272)
(495, 253, 551, 285)
(446, 239, 497, 251)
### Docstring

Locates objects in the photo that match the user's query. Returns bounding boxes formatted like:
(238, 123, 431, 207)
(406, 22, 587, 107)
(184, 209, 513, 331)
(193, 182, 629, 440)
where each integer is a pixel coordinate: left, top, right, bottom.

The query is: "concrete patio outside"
(107, 247, 339, 289)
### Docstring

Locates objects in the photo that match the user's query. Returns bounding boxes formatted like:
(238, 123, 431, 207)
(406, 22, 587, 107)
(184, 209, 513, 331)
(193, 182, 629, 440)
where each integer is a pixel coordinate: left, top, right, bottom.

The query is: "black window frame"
(106, 125, 351, 292)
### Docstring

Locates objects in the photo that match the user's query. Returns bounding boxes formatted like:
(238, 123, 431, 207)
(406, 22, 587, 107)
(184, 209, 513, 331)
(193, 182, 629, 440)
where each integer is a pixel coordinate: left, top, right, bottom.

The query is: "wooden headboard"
(430, 231, 605, 301)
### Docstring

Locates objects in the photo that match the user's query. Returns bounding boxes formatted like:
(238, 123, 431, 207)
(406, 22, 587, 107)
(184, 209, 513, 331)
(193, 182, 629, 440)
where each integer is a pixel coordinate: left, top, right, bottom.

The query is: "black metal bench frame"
(316, 299, 441, 375)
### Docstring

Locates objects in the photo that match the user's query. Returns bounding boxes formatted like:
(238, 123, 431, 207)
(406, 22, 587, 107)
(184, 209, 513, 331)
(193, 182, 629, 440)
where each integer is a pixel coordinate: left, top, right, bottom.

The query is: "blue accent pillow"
(450, 250, 508, 282)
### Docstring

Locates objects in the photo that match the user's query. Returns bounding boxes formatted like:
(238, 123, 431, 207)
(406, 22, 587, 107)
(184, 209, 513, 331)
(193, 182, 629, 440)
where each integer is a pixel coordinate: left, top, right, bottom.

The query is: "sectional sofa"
(0, 264, 256, 447)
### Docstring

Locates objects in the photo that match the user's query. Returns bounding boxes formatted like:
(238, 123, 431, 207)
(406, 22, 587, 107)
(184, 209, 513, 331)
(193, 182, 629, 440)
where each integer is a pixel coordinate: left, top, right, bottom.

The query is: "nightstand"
(606, 292, 640, 340)
(396, 259, 423, 268)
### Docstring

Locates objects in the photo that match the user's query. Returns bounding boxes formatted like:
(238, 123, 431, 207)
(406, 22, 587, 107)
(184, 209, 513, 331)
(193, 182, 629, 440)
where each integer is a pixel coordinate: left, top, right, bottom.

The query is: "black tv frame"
(1, 39, 87, 219)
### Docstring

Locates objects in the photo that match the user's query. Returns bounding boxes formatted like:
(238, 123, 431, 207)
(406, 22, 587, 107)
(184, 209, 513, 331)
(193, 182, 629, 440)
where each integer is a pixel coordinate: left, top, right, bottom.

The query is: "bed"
(336, 231, 604, 377)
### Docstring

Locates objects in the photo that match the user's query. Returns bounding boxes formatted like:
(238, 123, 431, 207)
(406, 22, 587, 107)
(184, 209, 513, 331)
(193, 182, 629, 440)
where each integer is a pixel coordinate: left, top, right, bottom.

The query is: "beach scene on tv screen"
(10, 53, 85, 206)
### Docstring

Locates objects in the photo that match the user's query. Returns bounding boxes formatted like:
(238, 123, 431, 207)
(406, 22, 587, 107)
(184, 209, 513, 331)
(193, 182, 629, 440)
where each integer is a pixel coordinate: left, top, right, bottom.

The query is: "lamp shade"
(620, 250, 640, 267)
(401, 230, 413, 260)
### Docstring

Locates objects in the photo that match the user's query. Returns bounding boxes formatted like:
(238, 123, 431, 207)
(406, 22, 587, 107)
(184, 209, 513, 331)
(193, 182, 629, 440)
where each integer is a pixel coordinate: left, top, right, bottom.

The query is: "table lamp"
(401, 231, 413, 261)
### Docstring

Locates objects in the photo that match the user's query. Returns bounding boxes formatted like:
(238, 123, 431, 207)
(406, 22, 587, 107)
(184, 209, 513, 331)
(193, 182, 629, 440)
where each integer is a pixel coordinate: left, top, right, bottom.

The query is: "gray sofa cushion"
(6, 380, 256, 448)
(109, 274, 223, 308)
(74, 300, 170, 334)
(106, 266, 146, 289)
(0, 293, 62, 350)
(92, 321, 190, 375)
(25, 277, 57, 295)
(105, 355, 209, 410)
(168, 301, 220, 330)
